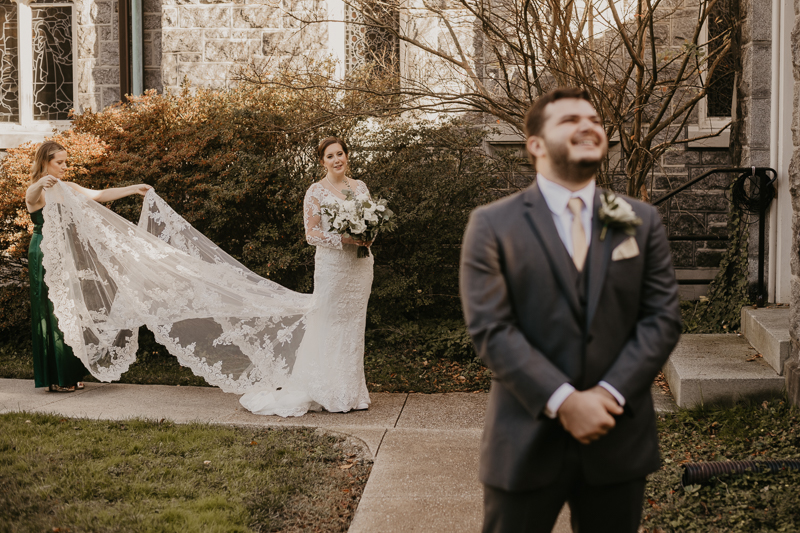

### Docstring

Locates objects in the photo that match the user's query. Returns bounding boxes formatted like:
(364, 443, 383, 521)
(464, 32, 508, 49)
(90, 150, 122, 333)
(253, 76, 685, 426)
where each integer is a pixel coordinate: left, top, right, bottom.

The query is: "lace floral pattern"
(41, 183, 313, 393)
(240, 180, 374, 416)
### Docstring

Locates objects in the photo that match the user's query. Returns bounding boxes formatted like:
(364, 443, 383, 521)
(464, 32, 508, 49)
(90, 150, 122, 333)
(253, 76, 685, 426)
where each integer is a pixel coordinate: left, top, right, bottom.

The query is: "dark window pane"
(0, 0, 19, 123)
(32, 5, 73, 121)
(707, 0, 734, 118)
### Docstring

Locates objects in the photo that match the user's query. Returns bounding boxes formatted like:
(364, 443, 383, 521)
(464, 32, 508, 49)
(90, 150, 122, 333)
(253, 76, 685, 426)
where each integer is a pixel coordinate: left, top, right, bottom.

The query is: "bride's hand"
(343, 236, 373, 247)
(132, 184, 153, 196)
(37, 175, 59, 189)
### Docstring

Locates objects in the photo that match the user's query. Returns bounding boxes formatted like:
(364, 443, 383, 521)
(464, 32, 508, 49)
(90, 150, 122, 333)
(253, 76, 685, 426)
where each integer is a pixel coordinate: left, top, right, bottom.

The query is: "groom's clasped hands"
(557, 386, 625, 445)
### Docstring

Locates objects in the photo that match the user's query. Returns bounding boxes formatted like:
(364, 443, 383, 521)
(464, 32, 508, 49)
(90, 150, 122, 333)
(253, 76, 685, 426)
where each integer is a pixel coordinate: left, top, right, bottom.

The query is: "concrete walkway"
(0, 379, 675, 532)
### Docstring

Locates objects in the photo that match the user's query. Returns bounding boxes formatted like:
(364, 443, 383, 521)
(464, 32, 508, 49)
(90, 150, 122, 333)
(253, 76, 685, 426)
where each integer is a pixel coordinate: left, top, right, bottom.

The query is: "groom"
(460, 88, 681, 532)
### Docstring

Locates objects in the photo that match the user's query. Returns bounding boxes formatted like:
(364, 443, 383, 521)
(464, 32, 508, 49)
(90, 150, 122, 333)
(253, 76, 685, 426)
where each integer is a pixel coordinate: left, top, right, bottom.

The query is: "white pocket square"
(612, 236, 639, 261)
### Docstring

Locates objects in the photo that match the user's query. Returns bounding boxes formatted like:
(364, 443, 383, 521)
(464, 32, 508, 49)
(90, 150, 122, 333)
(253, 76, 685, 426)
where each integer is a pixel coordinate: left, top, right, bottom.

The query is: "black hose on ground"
(681, 459, 800, 486)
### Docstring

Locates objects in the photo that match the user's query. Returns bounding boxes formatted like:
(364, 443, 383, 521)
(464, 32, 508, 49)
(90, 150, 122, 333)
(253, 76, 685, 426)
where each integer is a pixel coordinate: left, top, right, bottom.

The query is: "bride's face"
(46, 151, 69, 180)
(322, 143, 348, 178)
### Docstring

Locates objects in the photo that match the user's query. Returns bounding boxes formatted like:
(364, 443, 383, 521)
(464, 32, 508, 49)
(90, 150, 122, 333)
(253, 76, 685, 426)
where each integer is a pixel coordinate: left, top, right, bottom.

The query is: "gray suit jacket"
(459, 183, 681, 491)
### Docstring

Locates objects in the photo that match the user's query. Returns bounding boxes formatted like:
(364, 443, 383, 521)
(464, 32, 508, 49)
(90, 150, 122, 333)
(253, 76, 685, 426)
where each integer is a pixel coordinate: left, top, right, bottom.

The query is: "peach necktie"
(567, 197, 587, 272)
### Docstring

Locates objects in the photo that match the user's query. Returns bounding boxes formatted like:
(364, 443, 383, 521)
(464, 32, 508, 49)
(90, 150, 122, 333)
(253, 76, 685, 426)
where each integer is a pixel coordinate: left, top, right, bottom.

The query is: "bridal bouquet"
(320, 191, 396, 258)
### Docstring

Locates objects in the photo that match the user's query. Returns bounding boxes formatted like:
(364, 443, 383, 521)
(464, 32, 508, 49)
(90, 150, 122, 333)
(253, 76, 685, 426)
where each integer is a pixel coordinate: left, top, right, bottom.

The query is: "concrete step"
(664, 334, 785, 408)
(741, 306, 791, 374)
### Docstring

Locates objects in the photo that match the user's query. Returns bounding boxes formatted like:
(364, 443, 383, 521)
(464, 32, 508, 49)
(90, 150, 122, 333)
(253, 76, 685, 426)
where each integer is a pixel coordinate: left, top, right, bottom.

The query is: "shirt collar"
(536, 173, 596, 216)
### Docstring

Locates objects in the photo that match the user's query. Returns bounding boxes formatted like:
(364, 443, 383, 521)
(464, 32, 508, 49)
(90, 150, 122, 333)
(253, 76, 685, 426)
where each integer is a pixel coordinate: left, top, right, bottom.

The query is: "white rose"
(351, 220, 367, 234)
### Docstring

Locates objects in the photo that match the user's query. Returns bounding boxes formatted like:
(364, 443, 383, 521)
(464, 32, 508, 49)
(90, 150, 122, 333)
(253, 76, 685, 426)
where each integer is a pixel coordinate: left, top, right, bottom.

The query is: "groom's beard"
(544, 137, 604, 183)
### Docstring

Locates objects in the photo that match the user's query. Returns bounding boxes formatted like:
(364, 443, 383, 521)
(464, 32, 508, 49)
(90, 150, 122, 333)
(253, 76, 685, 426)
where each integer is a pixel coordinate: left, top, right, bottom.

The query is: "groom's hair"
(524, 87, 593, 138)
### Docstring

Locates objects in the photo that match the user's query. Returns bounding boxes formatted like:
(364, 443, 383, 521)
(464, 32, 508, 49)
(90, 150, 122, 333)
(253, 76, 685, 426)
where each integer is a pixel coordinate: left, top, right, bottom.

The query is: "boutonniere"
(598, 191, 642, 241)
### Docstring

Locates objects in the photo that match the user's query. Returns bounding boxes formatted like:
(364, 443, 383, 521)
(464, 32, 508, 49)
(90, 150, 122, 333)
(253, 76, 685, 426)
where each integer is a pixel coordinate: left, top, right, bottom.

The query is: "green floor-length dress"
(28, 209, 88, 388)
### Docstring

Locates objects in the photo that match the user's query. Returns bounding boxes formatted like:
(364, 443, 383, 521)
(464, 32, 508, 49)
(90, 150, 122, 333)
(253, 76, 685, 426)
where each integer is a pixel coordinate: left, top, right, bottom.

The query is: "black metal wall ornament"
(653, 167, 777, 306)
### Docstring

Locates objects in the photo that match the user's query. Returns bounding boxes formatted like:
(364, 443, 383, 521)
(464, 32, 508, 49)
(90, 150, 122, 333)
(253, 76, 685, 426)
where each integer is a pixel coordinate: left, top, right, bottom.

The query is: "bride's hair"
(317, 137, 348, 162)
(31, 141, 67, 183)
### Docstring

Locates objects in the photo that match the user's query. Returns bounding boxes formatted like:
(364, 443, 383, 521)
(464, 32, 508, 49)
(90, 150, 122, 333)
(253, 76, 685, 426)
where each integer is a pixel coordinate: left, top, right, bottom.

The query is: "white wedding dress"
(40, 180, 372, 417)
(239, 181, 374, 416)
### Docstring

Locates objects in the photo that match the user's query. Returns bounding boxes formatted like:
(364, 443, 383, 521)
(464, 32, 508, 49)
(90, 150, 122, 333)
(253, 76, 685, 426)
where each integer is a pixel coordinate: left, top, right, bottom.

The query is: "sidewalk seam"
(372, 428, 388, 458)
(392, 393, 409, 428)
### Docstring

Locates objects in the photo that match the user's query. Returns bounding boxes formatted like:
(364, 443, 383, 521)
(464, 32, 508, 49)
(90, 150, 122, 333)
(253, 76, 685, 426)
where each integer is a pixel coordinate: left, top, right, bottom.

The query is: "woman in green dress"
(25, 141, 152, 392)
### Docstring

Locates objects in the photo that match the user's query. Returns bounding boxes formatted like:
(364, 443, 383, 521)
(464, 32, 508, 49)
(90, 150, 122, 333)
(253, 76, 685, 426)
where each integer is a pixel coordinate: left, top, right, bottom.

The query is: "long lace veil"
(41, 182, 313, 393)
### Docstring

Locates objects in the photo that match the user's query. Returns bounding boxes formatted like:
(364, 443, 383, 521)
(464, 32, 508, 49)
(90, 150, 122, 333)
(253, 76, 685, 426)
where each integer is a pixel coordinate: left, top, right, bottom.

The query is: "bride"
(38, 136, 374, 418)
(239, 137, 374, 416)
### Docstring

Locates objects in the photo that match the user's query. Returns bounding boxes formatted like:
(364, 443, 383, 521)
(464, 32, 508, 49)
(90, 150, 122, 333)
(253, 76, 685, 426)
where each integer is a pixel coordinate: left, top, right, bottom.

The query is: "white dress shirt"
(536, 174, 626, 418)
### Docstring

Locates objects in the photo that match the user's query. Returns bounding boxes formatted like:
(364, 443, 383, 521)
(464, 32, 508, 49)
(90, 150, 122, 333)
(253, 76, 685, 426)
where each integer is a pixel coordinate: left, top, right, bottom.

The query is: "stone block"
(663, 147, 700, 166)
(287, 0, 323, 11)
(78, 60, 94, 93)
(232, 29, 260, 39)
(180, 6, 232, 28)
(78, 26, 98, 58)
(741, 42, 772, 99)
(144, 41, 154, 67)
(695, 248, 724, 267)
(163, 29, 203, 52)
(178, 52, 204, 61)
(161, 53, 180, 86)
(654, 174, 687, 191)
(91, 67, 120, 85)
(79, 1, 113, 25)
(204, 28, 232, 38)
(670, 240, 694, 267)
(669, 212, 707, 235)
(143, 0, 163, 13)
(94, 1, 114, 24)
(296, 24, 327, 50)
(745, 0, 772, 43)
(233, 6, 281, 28)
(75, 92, 97, 114)
(144, 68, 163, 92)
(701, 240, 727, 250)
(748, 98, 772, 150)
(672, 191, 729, 212)
(101, 86, 121, 108)
(98, 25, 115, 42)
(144, 13, 161, 30)
(99, 40, 120, 66)
(261, 30, 285, 53)
(741, 306, 791, 374)
(177, 62, 230, 88)
(699, 150, 732, 166)
(164, 7, 179, 27)
(205, 39, 257, 62)
(664, 334, 785, 408)
(671, 10, 700, 45)
(152, 33, 162, 67)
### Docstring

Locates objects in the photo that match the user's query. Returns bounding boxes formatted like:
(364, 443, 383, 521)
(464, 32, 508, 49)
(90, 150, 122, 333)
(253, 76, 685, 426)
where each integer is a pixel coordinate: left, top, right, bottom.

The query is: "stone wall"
(737, 0, 774, 301)
(76, 0, 120, 112)
(160, 0, 327, 93)
(77, 0, 163, 113)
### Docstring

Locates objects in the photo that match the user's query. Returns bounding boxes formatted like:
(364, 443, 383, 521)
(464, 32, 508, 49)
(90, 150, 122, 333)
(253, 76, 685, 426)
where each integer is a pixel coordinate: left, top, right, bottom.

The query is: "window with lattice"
(0, 0, 75, 126)
(344, 2, 399, 77)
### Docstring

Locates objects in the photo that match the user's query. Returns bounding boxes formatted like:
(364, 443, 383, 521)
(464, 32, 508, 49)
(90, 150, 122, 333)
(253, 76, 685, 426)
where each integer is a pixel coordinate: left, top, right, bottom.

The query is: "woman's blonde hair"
(30, 141, 67, 183)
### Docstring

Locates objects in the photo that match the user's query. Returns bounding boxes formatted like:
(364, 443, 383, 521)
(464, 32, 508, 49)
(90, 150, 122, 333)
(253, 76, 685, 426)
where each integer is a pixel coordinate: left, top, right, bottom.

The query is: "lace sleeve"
(354, 180, 371, 199)
(304, 185, 343, 249)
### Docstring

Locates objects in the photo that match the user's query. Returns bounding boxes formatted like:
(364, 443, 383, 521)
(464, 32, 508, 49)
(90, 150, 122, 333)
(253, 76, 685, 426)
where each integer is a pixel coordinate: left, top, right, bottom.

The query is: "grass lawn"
(0, 412, 370, 533)
(644, 399, 800, 532)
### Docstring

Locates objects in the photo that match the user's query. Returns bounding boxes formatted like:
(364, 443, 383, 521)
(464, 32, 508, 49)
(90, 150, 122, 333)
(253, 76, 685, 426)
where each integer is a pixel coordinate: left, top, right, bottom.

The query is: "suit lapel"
(585, 189, 615, 330)
(523, 184, 583, 323)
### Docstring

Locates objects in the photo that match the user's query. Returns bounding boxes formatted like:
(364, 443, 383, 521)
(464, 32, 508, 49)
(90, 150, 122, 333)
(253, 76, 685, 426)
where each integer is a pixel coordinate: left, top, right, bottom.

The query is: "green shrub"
(0, 85, 498, 363)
